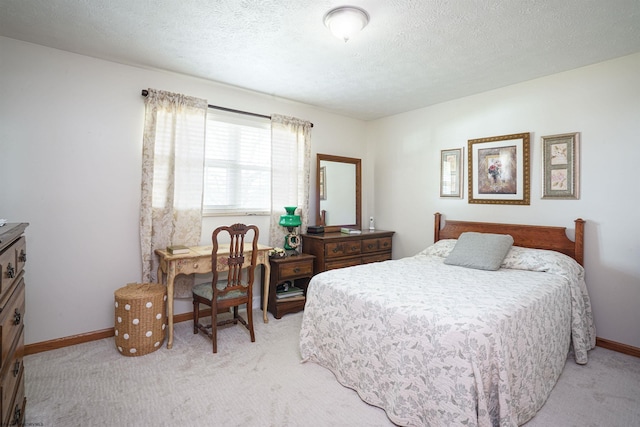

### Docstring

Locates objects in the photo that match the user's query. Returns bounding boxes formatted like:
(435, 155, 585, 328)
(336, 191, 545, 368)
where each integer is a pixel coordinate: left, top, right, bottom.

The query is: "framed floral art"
(541, 132, 580, 199)
(440, 148, 463, 198)
(468, 132, 530, 205)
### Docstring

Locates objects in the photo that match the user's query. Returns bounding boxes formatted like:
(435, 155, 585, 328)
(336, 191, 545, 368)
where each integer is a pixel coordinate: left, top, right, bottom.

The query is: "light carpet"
(25, 311, 640, 426)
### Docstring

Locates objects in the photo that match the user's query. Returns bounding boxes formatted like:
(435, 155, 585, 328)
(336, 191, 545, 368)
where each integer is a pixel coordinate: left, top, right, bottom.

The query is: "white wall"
(367, 53, 640, 349)
(0, 37, 367, 344)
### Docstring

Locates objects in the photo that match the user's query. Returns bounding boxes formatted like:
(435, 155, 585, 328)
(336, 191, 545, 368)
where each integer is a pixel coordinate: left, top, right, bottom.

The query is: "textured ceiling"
(2, 0, 640, 121)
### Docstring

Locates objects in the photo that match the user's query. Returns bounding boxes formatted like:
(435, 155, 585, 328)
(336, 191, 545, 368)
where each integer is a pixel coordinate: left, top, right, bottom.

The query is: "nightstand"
(265, 253, 315, 319)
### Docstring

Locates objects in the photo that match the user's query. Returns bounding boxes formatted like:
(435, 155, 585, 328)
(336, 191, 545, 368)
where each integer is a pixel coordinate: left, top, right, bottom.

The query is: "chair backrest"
(211, 224, 259, 298)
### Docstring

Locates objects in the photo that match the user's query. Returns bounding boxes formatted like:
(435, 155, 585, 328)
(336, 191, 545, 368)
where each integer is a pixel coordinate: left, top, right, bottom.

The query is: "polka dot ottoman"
(114, 283, 167, 356)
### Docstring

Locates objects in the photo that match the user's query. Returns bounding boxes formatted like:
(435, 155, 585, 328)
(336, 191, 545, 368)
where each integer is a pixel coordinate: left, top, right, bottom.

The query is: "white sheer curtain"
(269, 114, 312, 249)
(140, 89, 207, 296)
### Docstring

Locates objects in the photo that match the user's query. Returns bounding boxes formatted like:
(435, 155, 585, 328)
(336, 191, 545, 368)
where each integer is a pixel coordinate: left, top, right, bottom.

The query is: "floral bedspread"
(299, 242, 596, 427)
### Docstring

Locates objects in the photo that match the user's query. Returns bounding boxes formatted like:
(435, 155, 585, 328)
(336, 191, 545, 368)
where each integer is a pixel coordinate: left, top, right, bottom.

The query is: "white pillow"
(417, 239, 457, 258)
(501, 245, 584, 280)
(444, 232, 514, 271)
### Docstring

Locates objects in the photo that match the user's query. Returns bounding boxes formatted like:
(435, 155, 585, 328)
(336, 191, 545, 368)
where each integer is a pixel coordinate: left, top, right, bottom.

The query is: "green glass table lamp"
(279, 206, 302, 252)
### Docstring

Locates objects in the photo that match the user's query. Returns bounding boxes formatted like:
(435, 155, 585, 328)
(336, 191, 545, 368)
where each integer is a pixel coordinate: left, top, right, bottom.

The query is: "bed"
(299, 213, 596, 427)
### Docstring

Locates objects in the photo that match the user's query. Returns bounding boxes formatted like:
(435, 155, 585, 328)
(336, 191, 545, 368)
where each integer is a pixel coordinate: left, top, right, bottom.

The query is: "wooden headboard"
(434, 212, 585, 266)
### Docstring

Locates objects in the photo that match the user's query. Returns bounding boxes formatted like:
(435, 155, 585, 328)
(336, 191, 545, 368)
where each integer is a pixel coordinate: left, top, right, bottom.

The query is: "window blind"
(203, 111, 271, 215)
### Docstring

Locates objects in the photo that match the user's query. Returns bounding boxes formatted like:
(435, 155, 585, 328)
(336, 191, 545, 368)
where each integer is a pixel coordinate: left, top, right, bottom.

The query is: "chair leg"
(233, 305, 239, 324)
(247, 301, 255, 343)
(212, 304, 218, 354)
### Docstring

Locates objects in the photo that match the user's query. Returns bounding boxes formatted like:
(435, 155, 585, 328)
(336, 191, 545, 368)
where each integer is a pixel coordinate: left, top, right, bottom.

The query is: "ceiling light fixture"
(323, 6, 370, 42)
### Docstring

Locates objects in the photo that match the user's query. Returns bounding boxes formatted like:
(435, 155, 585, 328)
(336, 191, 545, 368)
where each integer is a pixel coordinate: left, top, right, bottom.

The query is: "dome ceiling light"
(323, 6, 370, 42)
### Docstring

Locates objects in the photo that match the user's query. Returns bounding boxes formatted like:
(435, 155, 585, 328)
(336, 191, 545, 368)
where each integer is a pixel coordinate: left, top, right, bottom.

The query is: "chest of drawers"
(301, 229, 394, 275)
(0, 223, 28, 427)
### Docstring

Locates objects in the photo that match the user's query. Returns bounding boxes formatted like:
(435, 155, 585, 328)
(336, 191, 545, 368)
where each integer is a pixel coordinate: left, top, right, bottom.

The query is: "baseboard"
(25, 328, 116, 355)
(26, 323, 640, 359)
(596, 337, 640, 358)
(24, 309, 211, 356)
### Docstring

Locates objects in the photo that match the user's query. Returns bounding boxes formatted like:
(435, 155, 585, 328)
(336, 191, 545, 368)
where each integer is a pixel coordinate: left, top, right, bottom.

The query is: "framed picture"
(319, 166, 326, 200)
(468, 132, 530, 205)
(440, 148, 463, 198)
(541, 132, 580, 199)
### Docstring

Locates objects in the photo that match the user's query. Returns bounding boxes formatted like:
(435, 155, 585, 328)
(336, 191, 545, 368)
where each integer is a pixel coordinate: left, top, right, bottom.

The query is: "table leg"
(165, 264, 175, 349)
(262, 261, 271, 323)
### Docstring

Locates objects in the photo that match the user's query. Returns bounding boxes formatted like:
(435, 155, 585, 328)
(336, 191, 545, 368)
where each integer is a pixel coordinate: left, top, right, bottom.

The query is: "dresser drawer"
(279, 259, 314, 280)
(362, 253, 392, 264)
(0, 248, 17, 300)
(13, 237, 26, 278)
(2, 364, 24, 427)
(361, 237, 392, 253)
(1, 330, 23, 426)
(0, 281, 25, 369)
(325, 241, 361, 259)
(325, 257, 362, 271)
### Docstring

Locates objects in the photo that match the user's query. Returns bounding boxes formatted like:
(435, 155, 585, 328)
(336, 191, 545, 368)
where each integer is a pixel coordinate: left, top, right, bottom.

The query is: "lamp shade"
(279, 206, 301, 227)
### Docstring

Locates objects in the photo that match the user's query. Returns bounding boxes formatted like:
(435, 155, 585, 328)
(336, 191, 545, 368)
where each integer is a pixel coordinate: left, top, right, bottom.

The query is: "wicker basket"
(114, 283, 167, 356)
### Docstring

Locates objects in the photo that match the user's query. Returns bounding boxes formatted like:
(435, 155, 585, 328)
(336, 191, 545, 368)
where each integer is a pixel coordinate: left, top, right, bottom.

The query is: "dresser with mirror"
(302, 154, 393, 275)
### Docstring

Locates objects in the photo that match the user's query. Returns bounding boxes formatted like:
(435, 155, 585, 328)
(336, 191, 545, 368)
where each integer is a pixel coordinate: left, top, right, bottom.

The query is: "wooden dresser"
(0, 223, 28, 427)
(302, 230, 394, 275)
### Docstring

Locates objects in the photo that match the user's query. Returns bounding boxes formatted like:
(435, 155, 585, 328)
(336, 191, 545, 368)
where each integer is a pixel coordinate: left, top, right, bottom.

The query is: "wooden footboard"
(434, 212, 584, 266)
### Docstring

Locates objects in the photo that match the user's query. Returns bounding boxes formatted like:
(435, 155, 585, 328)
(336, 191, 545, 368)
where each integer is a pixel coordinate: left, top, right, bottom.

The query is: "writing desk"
(155, 244, 272, 349)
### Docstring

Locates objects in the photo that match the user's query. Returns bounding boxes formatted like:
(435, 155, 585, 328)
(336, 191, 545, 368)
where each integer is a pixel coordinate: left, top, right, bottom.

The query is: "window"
(203, 111, 271, 215)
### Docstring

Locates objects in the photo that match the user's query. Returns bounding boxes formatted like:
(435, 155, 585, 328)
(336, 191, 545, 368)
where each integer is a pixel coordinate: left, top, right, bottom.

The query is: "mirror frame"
(316, 154, 362, 232)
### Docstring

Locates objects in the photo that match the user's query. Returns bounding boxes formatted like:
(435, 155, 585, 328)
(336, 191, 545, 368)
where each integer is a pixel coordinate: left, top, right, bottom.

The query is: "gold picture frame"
(468, 132, 530, 205)
(440, 148, 463, 198)
(541, 132, 580, 199)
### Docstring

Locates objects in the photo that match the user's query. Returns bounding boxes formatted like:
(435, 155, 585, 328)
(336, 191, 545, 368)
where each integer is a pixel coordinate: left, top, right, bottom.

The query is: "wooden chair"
(192, 223, 259, 353)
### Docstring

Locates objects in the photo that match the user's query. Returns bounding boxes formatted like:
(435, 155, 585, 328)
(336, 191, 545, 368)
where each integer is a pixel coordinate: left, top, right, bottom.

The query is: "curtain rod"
(141, 89, 313, 127)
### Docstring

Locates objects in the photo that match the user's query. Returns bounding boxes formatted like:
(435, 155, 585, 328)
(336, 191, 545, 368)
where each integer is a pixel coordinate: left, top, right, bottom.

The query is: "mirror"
(316, 154, 361, 232)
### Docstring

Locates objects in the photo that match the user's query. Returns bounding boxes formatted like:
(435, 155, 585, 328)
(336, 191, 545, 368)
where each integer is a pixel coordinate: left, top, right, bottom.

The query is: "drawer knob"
(6, 263, 15, 278)
(332, 245, 341, 253)
(293, 267, 300, 273)
(19, 249, 27, 262)
(13, 309, 21, 325)
(367, 244, 375, 249)
(13, 405, 21, 425)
